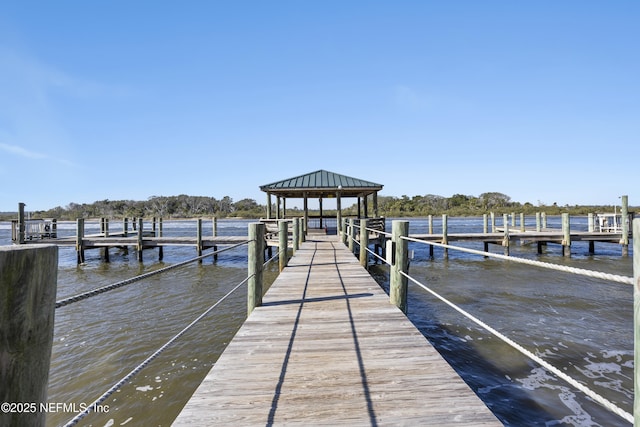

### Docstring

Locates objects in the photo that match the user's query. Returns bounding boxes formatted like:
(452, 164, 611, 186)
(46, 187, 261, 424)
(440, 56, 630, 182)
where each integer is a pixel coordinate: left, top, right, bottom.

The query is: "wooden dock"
(173, 234, 501, 426)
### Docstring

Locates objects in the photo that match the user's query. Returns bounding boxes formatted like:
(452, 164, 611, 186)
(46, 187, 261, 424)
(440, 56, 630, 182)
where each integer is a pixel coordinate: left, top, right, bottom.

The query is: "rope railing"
(55, 241, 250, 309)
(402, 236, 633, 285)
(61, 276, 250, 427)
(399, 270, 633, 423)
(346, 218, 635, 423)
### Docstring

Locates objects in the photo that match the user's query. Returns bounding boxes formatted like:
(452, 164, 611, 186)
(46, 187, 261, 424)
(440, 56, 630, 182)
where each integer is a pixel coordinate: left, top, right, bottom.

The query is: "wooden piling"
(248, 223, 265, 315)
(490, 212, 496, 233)
(102, 218, 110, 262)
(621, 195, 629, 256)
(293, 217, 300, 253)
(442, 214, 448, 259)
(360, 219, 369, 268)
(76, 218, 85, 264)
(197, 219, 203, 262)
(0, 245, 58, 427)
(562, 213, 571, 257)
(158, 218, 164, 261)
(483, 214, 488, 234)
(348, 219, 355, 254)
(520, 213, 525, 232)
(212, 217, 218, 261)
(137, 218, 144, 262)
(297, 218, 304, 246)
(18, 202, 26, 244)
(502, 214, 510, 256)
(278, 220, 288, 272)
(390, 220, 409, 314)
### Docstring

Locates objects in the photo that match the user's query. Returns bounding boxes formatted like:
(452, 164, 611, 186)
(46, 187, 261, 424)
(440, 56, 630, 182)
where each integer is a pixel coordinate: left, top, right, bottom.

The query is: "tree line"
(0, 192, 622, 221)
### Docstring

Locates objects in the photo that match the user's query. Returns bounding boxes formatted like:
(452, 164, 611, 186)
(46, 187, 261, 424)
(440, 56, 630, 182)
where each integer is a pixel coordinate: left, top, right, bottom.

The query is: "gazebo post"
(266, 192, 272, 219)
(363, 195, 369, 218)
(373, 192, 378, 217)
(357, 197, 362, 219)
(336, 190, 342, 238)
(319, 197, 323, 229)
(283, 198, 287, 219)
(303, 192, 309, 231)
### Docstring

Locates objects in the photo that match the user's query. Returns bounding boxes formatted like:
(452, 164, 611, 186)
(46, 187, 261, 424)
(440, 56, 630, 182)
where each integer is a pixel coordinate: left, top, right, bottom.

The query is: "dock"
(172, 234, 501, 426)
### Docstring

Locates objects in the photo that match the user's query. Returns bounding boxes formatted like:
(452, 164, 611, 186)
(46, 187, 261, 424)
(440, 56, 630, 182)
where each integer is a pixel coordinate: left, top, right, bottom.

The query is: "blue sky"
(1, 1, 638, 212)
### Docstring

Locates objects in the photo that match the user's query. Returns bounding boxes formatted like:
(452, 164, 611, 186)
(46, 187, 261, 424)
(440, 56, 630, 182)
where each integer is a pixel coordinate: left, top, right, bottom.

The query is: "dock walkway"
(173, 235, 500, 426)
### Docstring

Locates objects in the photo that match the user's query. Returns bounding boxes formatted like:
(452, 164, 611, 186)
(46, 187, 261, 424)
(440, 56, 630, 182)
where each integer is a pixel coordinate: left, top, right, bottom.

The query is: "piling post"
(561, 213, 571, 257)
(348, 219, 355, 254)
(360, 219, 369, 268)
(196, 218, 203, 262)
(0, 245, 58, 427)
(278, 220, 288, 272)
(341, 218, 347, 245)
(621, 195, 629, 256)
(158, 218, 164, 261)
(536, 212, 541, 232)
(542, 212, 547, 229)
(76, 218, 85, 264)
(137, 218, 144, 262)
(103, 218, 110, 262)
(587, 213, 595, 254)
(483, 214, 488, 234)
(428, 215, 433, 234)
(390, 220, 409, 314)
(248, 223, 265, 315)
(297, 218, 304, 246)
(442, 214, 448, 259)
(18, 202, 26, 244)
(490, 212, 496, 233)
(212, 217, 218, 261)
(293, 217, 300, 253)
(632, 219, 640, 424)
(520, 213, 525, 232)
(502, 214, 510, 256)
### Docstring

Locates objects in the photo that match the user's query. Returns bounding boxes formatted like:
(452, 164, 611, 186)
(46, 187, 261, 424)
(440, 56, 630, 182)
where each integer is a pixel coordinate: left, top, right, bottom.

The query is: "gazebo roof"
(260, 169, 383, 198)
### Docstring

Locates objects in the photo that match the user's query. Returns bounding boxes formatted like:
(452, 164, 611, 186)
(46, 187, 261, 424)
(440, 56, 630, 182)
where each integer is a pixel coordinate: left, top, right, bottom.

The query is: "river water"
(0, 216, 633, 426)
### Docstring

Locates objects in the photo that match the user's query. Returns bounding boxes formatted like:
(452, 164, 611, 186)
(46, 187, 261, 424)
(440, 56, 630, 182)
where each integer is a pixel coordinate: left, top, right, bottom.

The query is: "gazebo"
(260, 170, 383, 229)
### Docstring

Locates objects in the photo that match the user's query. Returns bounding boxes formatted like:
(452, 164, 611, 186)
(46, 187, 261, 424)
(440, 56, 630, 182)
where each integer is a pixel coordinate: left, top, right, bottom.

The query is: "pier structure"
(2, 169, 638, 425)
(173, 231, 501, 426)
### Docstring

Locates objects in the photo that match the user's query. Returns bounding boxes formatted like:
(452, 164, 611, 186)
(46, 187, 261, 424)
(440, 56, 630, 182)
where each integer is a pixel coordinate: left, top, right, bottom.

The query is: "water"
(0, 217, 633, 426)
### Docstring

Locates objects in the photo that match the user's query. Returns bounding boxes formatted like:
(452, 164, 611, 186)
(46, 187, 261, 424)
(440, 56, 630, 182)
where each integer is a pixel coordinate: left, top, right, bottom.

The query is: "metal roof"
(260, 170, 383, 198)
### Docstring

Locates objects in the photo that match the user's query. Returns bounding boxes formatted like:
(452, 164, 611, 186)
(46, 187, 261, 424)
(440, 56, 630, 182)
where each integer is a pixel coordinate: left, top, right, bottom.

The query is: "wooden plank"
(173, 235, 501, 426)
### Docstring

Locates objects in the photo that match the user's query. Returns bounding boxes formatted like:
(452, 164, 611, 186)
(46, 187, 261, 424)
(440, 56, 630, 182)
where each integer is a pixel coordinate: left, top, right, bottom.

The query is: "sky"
(0, 1, 638, 212)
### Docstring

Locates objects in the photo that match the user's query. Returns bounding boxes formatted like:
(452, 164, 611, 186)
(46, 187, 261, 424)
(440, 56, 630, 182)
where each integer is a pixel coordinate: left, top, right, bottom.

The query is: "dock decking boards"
(173, 235, 501, 426)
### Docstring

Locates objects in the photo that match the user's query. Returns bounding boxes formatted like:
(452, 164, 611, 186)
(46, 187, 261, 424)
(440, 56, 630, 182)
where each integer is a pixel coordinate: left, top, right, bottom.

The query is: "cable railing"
(341, 218, 636, 424)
